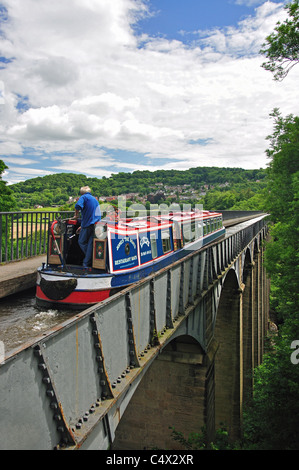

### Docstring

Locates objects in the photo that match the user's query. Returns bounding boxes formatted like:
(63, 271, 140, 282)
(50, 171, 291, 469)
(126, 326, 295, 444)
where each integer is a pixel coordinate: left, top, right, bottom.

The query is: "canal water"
(0, 288, 76, 353)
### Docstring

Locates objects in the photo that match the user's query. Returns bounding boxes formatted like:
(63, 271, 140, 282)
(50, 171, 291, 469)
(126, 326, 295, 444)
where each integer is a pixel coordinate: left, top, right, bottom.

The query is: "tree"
(242, 5, 299, 448)
(264, 110, 299, 321)
(242, 317, 299, 450)
(242, 112, 299, 450)
(260, 1, 299, 81)
(0, 160, 18, 212)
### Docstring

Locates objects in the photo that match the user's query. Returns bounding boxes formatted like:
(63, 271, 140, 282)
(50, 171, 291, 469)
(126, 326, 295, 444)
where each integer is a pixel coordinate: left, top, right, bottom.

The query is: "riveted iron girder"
(0, 215, 269, 450)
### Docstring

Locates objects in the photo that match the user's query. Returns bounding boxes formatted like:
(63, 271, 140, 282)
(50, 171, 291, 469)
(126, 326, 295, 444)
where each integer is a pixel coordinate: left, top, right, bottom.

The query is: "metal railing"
(0, 209, 266, 265)
(0, 210, 74, 263)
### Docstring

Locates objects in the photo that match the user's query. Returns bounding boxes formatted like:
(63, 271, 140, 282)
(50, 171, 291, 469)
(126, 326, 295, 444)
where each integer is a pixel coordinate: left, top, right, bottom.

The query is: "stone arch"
(112, 335, 208, 450)
(242, 248, 254, 403)
(253, 235, 259, 258)
(214, 268, 241, 441)
(252, 234, 262, 366)
(241, 245, 253, 275)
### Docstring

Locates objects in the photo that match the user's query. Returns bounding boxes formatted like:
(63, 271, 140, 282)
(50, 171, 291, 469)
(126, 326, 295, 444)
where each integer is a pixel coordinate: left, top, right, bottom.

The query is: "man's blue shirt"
(75, 193, 101, 228)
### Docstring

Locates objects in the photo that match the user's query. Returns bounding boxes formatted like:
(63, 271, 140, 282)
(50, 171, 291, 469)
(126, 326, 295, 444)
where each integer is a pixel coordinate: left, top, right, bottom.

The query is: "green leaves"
(260, 1, 299, 81)
(8, 166, 267, 210)
(0, 160, 18, 212)
(242, 108, 299, 450)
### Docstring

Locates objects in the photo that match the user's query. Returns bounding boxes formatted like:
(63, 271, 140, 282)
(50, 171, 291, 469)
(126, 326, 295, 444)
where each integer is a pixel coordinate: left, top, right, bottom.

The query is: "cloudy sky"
(0, 0, 298, 184)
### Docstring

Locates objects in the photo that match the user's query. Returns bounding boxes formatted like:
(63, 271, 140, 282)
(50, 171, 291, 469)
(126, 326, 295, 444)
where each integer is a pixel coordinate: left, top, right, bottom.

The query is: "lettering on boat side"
(116, 236, 137, 251)
(114, 255, 138, 266)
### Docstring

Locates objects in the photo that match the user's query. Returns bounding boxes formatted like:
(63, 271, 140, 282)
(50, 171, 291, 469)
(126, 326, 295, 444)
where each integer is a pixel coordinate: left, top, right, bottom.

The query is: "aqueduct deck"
(0, 214, 269, 450)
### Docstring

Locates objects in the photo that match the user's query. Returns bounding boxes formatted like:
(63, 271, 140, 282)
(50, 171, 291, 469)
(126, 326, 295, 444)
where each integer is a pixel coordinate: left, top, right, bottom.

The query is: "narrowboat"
(36, 210, 225, 309)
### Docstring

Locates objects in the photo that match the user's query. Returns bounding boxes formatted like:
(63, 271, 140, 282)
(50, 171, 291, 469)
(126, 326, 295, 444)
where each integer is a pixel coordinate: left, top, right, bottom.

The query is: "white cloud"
(0, 0, 298, 185)
(234, 0, 267, 6)
(3, 157, 37, 165)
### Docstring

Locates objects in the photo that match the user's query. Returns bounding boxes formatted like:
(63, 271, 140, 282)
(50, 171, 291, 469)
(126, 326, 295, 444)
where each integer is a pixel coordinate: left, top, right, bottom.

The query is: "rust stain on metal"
(58, 402, 76, 444)
(96, 332, 114, 396)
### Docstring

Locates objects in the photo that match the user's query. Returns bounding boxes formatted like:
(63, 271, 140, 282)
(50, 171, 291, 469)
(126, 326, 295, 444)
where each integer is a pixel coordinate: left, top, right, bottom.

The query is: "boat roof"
(101, 210, 222, 231)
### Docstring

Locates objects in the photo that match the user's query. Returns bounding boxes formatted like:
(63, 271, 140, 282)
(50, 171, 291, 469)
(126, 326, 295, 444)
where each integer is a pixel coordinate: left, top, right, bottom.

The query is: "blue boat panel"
(110, 228, 225, 288)
(110, 233, 139, 272)
(139, 232, 154, 264)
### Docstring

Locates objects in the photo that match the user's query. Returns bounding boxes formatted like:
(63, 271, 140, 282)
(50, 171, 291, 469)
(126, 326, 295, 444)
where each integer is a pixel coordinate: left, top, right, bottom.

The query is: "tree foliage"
(243, 317, 299, 450)
(242, 111, 299, 450)
(260, 1, 299, 80)
(264, 109, 299, 320)
(9, 166, 266, 209)
(0, 160, 18, 212)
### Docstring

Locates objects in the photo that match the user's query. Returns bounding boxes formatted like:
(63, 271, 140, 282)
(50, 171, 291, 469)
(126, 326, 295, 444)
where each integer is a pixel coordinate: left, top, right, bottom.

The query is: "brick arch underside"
(112, 334, 207, 450)
(214, 268, 241, 441)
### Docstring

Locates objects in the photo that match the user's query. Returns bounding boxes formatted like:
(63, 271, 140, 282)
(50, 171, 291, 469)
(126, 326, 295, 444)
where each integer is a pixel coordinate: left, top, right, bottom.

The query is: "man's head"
(79, 186, 91, 195)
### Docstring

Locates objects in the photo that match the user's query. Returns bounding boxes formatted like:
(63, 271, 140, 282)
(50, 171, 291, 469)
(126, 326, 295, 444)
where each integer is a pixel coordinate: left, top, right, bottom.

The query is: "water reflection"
(0, 288, 75, 353)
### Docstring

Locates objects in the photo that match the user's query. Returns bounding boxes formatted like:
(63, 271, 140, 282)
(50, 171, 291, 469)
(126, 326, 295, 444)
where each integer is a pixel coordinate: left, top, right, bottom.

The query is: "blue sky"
(0, 0, 298, 185)
(137, 0, 283, 37)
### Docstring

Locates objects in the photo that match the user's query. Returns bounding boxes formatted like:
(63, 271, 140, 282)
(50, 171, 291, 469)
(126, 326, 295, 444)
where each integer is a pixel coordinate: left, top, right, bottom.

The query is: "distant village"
(65, 181, 230, 207)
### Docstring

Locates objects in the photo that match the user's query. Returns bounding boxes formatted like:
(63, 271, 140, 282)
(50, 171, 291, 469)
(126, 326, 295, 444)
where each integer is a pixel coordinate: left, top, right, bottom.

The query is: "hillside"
(10, 166, 267, 210)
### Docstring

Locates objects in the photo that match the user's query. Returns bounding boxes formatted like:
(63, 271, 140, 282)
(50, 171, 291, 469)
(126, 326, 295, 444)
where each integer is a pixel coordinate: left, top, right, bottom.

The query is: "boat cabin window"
(162, 228, 171, 254)
(151, 232, 158, 259)
(182, 220, 196, 243)
(195, 220, 203, 239)
(203, 221, 207, 235)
